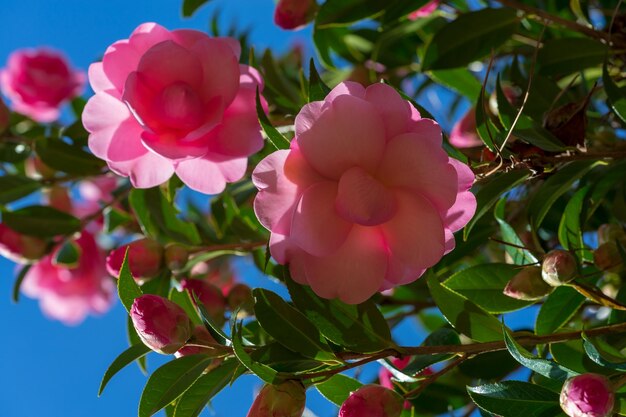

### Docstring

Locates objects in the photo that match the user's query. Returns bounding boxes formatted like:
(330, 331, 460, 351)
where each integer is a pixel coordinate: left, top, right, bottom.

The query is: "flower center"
(335, 166, 397, 226)
(154, 82, 204, 131)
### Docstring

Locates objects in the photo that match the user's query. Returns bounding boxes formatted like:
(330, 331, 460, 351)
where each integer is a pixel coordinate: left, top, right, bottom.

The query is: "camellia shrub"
(1, 0, 626, 416)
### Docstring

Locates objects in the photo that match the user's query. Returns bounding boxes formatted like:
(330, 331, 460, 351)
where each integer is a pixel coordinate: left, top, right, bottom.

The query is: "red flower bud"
(182, 279, 226, 325)
(0, 223, 47, 263)
(106, 238, 163, 280)
(227, 283, 254, 315)
(542, 250, 578, 287)
(594, 242, 624, 273)
(164, 244, 189, 272)
(560, 374, 614, 417)
(130, 294, 192, 354)
(597, 224, 626, 246)
(246, 380, 306, 417)
(175, 325, 219, 358)
(339, 385, 404, 417)
(504, 266, 553, 301)
(274, 0, 318, 30)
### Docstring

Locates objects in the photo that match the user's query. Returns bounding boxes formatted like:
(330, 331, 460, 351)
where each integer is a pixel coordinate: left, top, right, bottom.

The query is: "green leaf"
(475, 86, 503, 151)
(421, 8, 519, 70)
(0, 141, 30, 163)
(2, 205, 81, 238)
(0, 175, 41, 204)
(604, 59, 626, 123)
(255, 88, 290, 150)
(582, 334, 626, 371)
(428, 68, 482, 99)
(35, 137, 105, 175)
(130, 187, 201, 245)
(494, 198, 538, 265)
(445, 264, 535, 313)
(250, 342, 324, 373)
(253, 289, 336, 362)
(117, 249, 143, 314)
(316, 0, 386, 27)
(537, 38, 608, 76)
(528, 161, 602, 231)
(427, 273, 503, 342)
(127, 316, 148, 373)
(464, 170, 530, 239)
(504, 327, 578, 381)
(99, 343, 151, 396)
(181, 0, 211, 17)
(315, 374, 363, 406)
(52, 240, 81, 268)
(535, 286, 585, 335)
(138, 355, 216, 417)
(558, 186, 589, 252)
(11, 264, 31, 303)
(103, 206, 132, 233)
(468, 381, 561, 417)
(173, 360, 242, 417)
(169, 289, 202, 326)
(286, 276, 392, 353)
(512, 126, 567, 152)
(196, 301, 229, 346)
(231, 321, 281, 384)
(398, 328, 461, 377)
(308, 59, 331, 102)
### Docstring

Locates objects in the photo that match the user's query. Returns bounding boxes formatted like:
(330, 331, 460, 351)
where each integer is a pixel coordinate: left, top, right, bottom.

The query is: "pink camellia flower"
(246, 380, 306, 417)
(560, 374, 615, 417)
(449, 108, 482, 149)
(0, 223, 47, 264)
(274, 0, 318, 30)
(106, 238, 163, 280)
(253, 81, 476, 304)
(0, 48, 85, 122)
(130, 294, 192, 354)
(21, 232, 115, 325)
(181, 278, 226, 325)
(339, 385, 404, 417)
(82, 23, 264, 194)
(408, 1, 441, 20)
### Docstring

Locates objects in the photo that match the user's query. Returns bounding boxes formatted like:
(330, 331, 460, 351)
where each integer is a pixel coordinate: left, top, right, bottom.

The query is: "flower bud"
(164, 244, 189, 272)
(130, 294, 192, 354)
(182, 279, 226, 325)
(542, 250, 578, 287)
(0, 96, 10, 133)
(246, 380, 306, 417)
(339, 385, 404, 417)
(25, 156, 56, 180)
(227, 283, 254, 314)
(560, 374, 614, 417)
(408, 0, 440, 19)
(175, 325, 220, 359)
(597, 224, 626, 246)
(503, 266, 553, 300)
(0, 224, 47, 263)
(594, 242, 624, 273)
(274, 0, 318, 30)
(106, 238, 163, 280)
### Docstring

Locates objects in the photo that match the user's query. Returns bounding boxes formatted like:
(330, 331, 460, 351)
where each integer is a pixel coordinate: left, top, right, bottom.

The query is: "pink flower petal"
(364, 83, 412, 139)
(190, 38, 240, 106)
(175, 153, 247, 194)
(325, 81, 366, 102)
(125, 152, 175, 189)
(302, 225, 387, 304)
(88, 63, 116, 95)
(135, 40, 203, 91)
(291, 181, 353, 257)
(297, 94, 386, 179)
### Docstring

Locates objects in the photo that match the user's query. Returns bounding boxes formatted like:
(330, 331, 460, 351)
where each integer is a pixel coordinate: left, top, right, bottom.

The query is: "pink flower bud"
(504, 266, 553, 300)
(274, 0, 318, 30)
(227, 283, 254, 314)
(339, 385, 404, 417)
(542, 250, 578, 287)
(106, 238, 163, 280)
(594, 242, 624, 273)
(0, 95, 9, 133)
(246, 380, 306, 417)
(560, 374, 614, 417)
(408, 1, 441, 20)
(0, 223, 47, 263)
(164, 244, 189, 271)
(130, 294, 192, 354)
(182, 279, 226, 325)
(449, 108, 483, 149)
(175, 325, 219, 358)
(597, 224, 626, 246)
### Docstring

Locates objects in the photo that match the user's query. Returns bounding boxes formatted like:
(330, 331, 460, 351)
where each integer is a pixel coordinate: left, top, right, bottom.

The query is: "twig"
(404, 354, 468, 399)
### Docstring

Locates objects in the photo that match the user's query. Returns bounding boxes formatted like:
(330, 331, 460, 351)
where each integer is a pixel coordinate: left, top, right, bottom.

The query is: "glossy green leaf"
(127, 316, 148, 373)
(99, 343, 151, 396)
(231, 321, 281, 384)
(445, 263, 535, 313)
(464, 170, 530, 239)
(11, 264, 31, 303)
(308, 59, 331, 102)
(196, 301, 229, 346)
(494, 198, 538, 265)
(52, 240, 81, 268)
(35, 137, 105, 175)
(182, 0, 211, 17)
(537, 38, 608, 76)
(103, 206, 132, 233)
(475, 85, 503, 151)
(583, 334, 626, 371)
(256, 88, 290, 150)
(528, 161, 602, 231)
(0, 175, 41, 204)
(398, 328, 461, 377)
(118, 249, 143, 313)
(286, 277, 392, 353)
(468, 381, 561, 417)
(512, 126, 566, 152)
(422, 8, 519, 70)
(250, 343, 324, 373)
(1, 205, 81, 238)
(316, 0, 386, 27)
(428, 68, 482, 99)
(427, 273, 503, 342)
(603, 60, 626, 123)
(253, 289, 336, 362)
(169, 289, 202, 326)
(315, 374, 363, 406)
(0, 141, 30, 163)
(138, 355, 216, 417)
(173, 360, 242, 417)
(535, 286, 585, 335)
(504, 328, 578, 381)
(558, 186, 589, 252)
